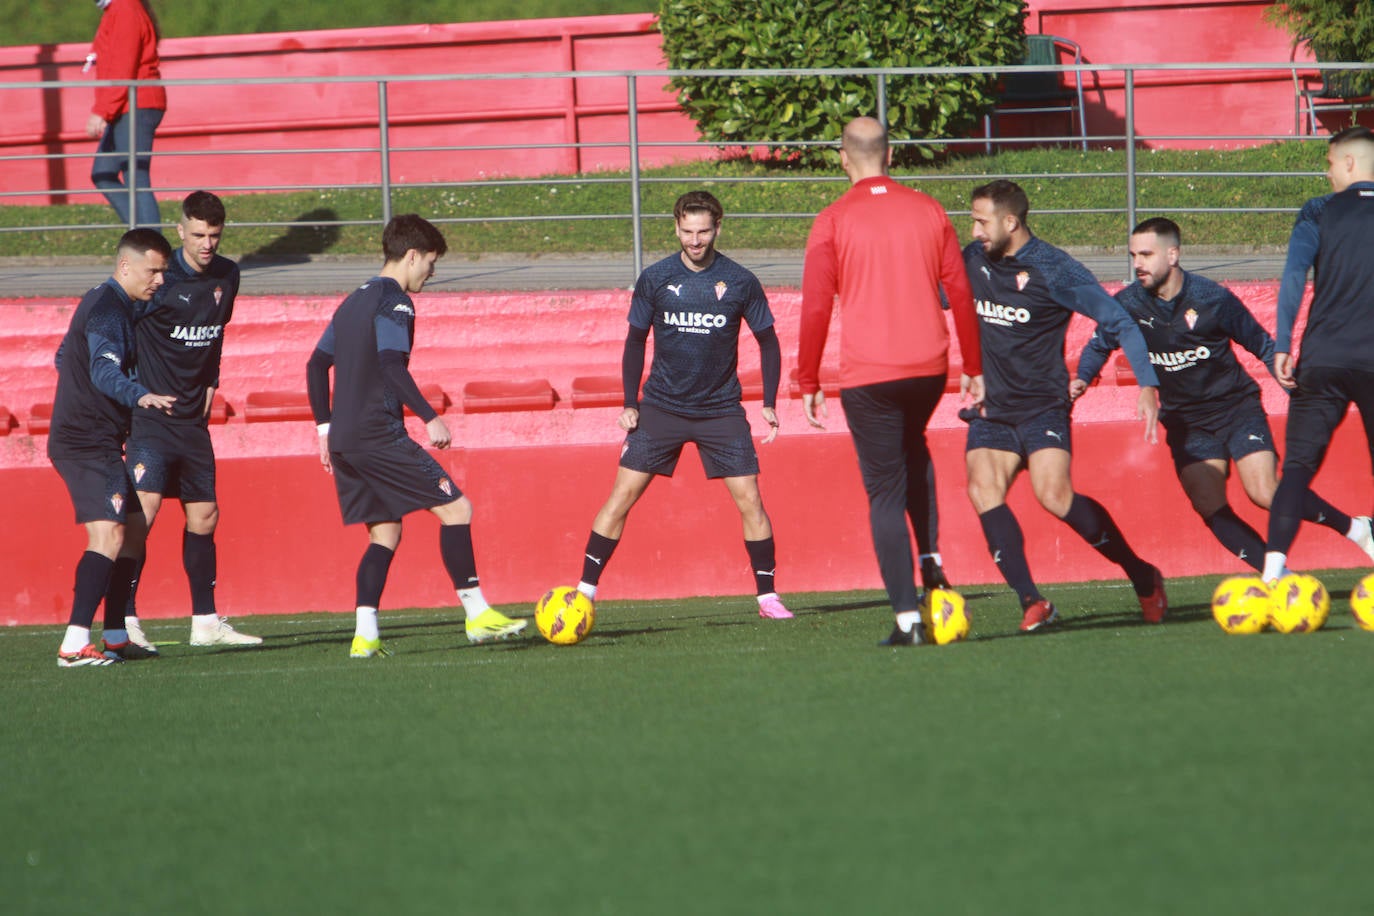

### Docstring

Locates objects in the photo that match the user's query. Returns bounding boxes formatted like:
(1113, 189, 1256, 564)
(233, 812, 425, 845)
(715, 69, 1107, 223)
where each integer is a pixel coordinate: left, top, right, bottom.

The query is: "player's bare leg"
(1179, 458, 1267, 573)
(968, 447, 1055, 630)
(723, 474, 790, 619)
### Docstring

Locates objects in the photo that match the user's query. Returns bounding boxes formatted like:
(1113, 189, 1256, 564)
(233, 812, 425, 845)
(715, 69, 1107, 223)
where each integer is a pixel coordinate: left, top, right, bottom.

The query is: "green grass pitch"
(3, 570, 1371, 915)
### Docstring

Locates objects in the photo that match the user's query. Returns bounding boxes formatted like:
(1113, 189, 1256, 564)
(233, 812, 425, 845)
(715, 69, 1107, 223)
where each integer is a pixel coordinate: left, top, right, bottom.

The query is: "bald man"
(1263, 125, 1374, 582)
(799, 117, 983, 646)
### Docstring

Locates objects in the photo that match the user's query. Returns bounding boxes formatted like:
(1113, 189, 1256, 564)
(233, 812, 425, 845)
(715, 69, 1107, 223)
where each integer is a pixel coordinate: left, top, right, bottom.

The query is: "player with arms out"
(1072, 218, 1374, 575)
(1263, 126, 1374, 583)
(963, 180, 1167, 631)
(118, 191, 261, 651)
(48, 228, 175, 666)
(307, 214, 525, 657)
(573, 191, 790, 620)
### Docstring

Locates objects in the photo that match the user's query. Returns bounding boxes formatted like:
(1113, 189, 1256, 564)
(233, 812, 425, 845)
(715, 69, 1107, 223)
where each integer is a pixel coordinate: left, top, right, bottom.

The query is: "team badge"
(1016, 271, 1030, 291)
(439, 478, 454, 497)
(111, 493, 123, 514)
(715, 281, 727, 301)
(1184, 308, 1198, 330)
(133, 462, 146, 484)
(213, 285, 223, 306)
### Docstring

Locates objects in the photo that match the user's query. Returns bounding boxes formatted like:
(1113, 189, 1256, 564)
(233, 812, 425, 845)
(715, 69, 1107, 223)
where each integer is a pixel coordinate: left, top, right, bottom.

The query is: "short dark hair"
(181, 191, 226, 227)
(117, 228, 173, 261)
(1330, 125, 1374, 148)
(382, 214, 448, 262)
(1131, 217, 1181, 248)
(971, 179, 1030, 226)
(673, 190, 723, 225)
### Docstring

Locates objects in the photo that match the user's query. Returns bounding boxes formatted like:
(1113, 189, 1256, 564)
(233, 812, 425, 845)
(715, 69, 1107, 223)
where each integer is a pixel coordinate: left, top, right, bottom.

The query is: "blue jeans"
(91, 107, 164, 228)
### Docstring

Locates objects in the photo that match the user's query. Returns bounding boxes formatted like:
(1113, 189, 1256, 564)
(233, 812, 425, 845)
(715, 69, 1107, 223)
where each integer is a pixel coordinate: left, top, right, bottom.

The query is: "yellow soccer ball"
(535, 586, 596, 646)
(1210, 576, 1269, 634)
(1268, 573, 1330, 634)
(923, 588, 970, 646)
(1349, 572, 1374, 631)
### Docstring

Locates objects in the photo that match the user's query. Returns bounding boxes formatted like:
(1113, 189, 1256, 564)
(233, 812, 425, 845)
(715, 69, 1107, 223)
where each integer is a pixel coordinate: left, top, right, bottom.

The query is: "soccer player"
(798, 116, 982, 646)
(1072, 218, 1374, 574)
(574, 190, 790, 619)
(117, 191, 262, 650)
(963, 179, 1167, 631)
(48, 228, 175, 666)
(1263, 126, 1374, 583)
(306, 214, 525, 657)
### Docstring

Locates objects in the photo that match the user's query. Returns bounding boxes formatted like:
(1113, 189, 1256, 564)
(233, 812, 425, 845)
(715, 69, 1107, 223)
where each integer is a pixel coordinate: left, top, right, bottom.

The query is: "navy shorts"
(331, 438, 463, 526)
(965, 406, 1073, 461)
(1282, 365, 1374, 475)
(1163, 404, 1274, 473)
(126, 420, 217, 502)
(620, 403, 759, 479)
(52, 454, 136, 524)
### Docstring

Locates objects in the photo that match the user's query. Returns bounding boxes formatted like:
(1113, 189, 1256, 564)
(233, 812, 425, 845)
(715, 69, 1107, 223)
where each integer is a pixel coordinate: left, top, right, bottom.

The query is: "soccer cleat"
(58, 644, 121, 667)
(124, 616, 157, 652)
(102, 639, 158, 660)
(757, 596, 794, 619)
(190, 616, 264, 647)
(349, 635, 390, 659)
(1020, 600, 1059, 633)
(1351, 516, 1374, 563)
(1137, 567, 1168, 624)
(880, 622, 926, 647)
(921, 560, 952, 591)
(465, 608, 528, 644)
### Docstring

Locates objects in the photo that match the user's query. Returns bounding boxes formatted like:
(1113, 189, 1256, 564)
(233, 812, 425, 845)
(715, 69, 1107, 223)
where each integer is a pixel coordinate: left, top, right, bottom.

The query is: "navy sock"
(1203, 505, 1265, 572)
(1267, 469, 1313, 554)
(581, 531, 619, 587)
(355, 543, 395, 609)
(978, 505, 1042, 608)
(1059, 494, 1153, 592)
(1302, 491, 1351, 537)
(183, 530, 218, 616)
(744, 537, 777, 596)
(103, 556, 139, 630)
(123, 554, 147, 619)
(439, 524, 479, 591)
(70, 551, 114, 629)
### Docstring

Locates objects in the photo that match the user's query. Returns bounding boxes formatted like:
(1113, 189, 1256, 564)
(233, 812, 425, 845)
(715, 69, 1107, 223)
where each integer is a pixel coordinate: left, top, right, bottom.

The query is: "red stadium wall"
(2, 282, 1371, 627)
(0, 1, 1343, 209)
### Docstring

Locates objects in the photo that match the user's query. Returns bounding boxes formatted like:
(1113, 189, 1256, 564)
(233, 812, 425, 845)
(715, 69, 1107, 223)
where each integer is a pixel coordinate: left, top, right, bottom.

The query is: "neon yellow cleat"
(349, 635, 390, 659)
(464, 608, 528, 644)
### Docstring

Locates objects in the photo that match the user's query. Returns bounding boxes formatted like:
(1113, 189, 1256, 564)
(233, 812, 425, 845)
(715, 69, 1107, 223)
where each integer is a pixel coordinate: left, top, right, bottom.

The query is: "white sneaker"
(190, 616, 263, 647)
(1350, 516, 1374, 563)
(124, 616, 156, 652)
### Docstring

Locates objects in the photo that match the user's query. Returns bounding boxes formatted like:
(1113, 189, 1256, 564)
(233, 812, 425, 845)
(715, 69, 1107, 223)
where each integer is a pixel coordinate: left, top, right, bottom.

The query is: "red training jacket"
(91, 0, 166, 122)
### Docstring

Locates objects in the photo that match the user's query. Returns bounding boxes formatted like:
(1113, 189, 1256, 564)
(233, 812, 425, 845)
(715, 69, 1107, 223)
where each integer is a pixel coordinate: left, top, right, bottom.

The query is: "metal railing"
(3, 61, 1373, 277)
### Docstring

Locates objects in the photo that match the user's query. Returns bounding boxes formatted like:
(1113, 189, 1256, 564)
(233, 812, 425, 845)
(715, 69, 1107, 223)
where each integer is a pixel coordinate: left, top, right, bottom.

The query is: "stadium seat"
(246, 385, 447, 423)
(570, 375, 623, 409)
(208, 393, 231, 425)
(462, 379, 556, 413)
(1114, 354, 1138, 386)
(0, 405, 13, 436)
(739, 369, 765, 401)
(27, 402, 51, 436)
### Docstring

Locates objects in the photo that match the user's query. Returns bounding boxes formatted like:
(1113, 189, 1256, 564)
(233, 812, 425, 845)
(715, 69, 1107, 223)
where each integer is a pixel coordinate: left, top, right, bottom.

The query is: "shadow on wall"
(242, 208, 342, 262)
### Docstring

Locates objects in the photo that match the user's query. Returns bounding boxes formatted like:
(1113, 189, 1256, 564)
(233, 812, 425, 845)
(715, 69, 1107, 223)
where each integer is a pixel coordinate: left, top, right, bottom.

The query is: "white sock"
(919, 552, 943, 566)
(1347, 516, 1370, 540)
(103, 628, 128, 645)
(61, 626, 91, 654)
(756, 592, 779, 606)
(355, 606, 379, 641)
(895, 610, 923, 633)
(457, 587, 490, 619)
(576, 582, 597, 601)
(1262, 552, 1288, 584)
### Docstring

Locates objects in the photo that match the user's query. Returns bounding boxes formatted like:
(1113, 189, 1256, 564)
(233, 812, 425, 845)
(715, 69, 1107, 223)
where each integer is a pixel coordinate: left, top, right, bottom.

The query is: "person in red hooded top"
(84, 0, 166, 228)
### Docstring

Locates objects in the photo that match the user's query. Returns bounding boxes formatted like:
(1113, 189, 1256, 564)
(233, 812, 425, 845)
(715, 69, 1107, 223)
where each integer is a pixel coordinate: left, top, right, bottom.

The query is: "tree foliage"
(1267, 0, 1374, 94)
(658, 0, 1028, 165)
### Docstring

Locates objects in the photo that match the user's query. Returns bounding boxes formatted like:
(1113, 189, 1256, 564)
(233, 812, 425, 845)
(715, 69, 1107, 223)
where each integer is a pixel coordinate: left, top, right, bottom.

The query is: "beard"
(982, 235, 1011, 262)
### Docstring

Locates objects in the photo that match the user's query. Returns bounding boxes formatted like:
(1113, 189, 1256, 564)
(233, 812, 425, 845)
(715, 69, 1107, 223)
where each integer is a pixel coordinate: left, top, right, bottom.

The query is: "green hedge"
(659, 0, 1028, 166)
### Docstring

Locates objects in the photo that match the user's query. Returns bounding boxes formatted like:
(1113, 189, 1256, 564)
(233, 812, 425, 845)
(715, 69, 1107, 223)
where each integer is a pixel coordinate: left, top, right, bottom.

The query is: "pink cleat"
(758, 596, 794, 619)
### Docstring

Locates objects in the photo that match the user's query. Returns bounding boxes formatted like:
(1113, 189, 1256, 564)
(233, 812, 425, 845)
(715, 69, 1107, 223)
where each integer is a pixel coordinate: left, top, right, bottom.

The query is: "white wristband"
(316, 423, 330, 435)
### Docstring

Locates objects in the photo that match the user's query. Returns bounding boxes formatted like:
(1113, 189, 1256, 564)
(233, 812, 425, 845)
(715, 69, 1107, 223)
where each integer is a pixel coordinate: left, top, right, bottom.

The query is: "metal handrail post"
(1124, 68, 1137, 282)
(628, 74, 643, 283)
(378, 81, 393, 226)
(125, 85, 137, 229)
(876, 73, 887, 126)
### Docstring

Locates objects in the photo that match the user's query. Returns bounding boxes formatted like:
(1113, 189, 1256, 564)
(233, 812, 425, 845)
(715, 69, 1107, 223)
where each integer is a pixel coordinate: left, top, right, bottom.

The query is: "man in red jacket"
(84, 0, 166, 228)
(799, 117, 983, 646)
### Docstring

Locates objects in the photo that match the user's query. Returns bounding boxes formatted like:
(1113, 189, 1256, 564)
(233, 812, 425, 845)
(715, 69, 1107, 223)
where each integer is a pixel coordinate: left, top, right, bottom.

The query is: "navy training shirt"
(628, 251, 774, 418)
(963, 235, 1159, 424)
